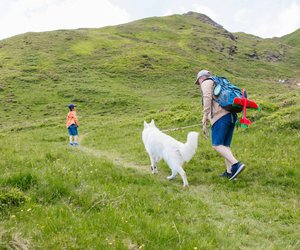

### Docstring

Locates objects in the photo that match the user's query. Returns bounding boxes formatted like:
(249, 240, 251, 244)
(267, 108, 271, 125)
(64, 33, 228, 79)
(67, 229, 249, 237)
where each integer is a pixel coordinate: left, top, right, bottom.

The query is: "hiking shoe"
(73, 142, 79, 146)
(69, 142, 73, 146)
(229, 162, 246, 180)
(219, 171, 232, 178)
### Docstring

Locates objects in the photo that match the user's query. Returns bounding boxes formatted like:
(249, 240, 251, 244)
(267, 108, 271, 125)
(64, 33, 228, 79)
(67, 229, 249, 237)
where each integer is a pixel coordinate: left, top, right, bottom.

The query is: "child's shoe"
(69, 142, 73, 146)
(74, 142, 79, 146)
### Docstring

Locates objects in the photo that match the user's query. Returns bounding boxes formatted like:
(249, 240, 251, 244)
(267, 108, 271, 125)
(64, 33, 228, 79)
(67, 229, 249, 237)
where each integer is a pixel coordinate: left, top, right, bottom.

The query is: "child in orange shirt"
(66, 104, 79, 146)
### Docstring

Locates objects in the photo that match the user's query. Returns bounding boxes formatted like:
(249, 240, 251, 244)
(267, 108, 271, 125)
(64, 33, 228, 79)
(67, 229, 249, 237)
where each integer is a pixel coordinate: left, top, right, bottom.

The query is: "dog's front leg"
(150, 164, 158, 174)
(149, 155, 158, 174)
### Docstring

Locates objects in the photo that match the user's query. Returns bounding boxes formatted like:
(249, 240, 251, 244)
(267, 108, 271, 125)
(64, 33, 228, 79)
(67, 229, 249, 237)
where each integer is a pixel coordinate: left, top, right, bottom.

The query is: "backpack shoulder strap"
(207, 76, 216, 81)
(202, 77, 214, 83)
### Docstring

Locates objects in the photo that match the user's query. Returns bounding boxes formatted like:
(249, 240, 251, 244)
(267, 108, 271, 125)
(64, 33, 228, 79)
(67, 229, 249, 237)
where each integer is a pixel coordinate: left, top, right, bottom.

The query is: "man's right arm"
(201, 79, 214, 123)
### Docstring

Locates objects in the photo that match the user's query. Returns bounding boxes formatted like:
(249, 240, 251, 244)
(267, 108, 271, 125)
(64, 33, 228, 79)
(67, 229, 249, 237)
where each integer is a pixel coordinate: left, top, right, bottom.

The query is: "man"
(195, 70, 245, 180)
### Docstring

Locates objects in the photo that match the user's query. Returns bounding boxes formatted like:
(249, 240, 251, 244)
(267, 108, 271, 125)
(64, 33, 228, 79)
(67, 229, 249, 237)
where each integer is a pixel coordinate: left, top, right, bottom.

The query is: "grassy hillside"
(0, 12, 299, 249)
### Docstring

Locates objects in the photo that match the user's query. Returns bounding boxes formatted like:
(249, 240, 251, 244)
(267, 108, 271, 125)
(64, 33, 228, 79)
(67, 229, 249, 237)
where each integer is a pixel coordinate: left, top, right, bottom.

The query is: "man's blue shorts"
(68, 124, 78, 136)
(211, 113, 237, 147)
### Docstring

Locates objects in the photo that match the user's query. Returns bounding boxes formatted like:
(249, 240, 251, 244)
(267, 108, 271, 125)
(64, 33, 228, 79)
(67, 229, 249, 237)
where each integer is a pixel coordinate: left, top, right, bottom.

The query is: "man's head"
(194, 70, 212, 85)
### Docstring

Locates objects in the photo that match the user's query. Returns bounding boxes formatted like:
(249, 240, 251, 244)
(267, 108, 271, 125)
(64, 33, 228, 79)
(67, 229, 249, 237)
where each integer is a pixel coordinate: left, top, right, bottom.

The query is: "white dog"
(142, 120, 199, 187)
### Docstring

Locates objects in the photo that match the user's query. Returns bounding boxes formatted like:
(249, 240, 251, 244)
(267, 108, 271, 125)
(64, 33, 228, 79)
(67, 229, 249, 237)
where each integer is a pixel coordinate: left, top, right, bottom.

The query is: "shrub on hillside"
(0, 188, 26, 212)
(3, 172, 38, 191)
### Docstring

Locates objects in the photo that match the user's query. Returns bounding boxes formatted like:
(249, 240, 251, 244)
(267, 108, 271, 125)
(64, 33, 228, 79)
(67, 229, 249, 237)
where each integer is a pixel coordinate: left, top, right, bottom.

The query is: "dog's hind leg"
(177, 166, 188, 187)
(166, 157, 188, 187)
(167, 169, 177, 180)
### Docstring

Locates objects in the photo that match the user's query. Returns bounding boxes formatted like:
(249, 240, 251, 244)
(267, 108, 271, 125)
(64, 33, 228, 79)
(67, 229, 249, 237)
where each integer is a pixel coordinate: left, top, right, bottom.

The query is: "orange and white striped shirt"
(66, 111, 79, 128)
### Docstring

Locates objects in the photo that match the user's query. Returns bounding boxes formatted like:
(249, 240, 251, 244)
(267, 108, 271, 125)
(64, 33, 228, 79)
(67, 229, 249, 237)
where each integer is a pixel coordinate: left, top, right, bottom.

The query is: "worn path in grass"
(77, 133, 149, 174)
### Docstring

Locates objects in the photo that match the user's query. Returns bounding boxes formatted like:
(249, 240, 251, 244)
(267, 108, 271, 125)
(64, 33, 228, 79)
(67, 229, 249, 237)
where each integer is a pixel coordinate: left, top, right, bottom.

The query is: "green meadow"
(0, 12, 299, 249)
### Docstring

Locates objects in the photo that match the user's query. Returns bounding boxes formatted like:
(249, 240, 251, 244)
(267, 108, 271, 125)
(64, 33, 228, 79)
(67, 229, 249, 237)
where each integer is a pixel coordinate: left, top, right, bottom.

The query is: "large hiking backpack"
(210, 76, 243, 113)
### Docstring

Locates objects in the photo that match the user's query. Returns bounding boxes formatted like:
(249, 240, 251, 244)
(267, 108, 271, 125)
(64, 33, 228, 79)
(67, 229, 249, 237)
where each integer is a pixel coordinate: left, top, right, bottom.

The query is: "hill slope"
(0, 12, 299, 249)
(0, 12, 299, 126)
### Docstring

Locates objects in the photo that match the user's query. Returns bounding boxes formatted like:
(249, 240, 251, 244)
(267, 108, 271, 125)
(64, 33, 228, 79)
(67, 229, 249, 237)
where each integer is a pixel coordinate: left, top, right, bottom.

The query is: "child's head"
(68, 103, 76, 111)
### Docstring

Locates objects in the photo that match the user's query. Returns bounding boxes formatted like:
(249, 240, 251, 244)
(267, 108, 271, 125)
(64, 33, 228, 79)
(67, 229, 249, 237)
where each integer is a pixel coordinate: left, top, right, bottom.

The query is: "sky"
(1, 0, 300, 40)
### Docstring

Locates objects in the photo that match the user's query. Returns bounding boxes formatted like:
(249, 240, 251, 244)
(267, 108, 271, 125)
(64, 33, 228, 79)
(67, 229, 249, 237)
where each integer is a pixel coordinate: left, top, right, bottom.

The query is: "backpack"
(210, 76, 243, 113)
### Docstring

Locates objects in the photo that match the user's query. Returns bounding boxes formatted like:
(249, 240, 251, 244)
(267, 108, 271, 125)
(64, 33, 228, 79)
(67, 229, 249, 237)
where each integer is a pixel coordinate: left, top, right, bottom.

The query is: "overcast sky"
(1, 0, 300, 40)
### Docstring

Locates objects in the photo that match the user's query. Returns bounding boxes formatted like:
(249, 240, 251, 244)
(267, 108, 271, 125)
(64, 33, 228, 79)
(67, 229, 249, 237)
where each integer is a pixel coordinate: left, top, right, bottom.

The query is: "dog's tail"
(180, 132, 199, 162)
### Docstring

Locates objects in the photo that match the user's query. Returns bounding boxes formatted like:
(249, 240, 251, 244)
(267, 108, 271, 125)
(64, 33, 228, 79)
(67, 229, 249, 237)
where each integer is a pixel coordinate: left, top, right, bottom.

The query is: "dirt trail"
(76, 134, 149, 174)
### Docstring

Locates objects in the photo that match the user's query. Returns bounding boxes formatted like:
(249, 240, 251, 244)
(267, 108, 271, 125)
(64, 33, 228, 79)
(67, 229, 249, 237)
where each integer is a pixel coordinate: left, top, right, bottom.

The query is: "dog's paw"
(150, 166, 158, 174)
(167, 175, 175, 180)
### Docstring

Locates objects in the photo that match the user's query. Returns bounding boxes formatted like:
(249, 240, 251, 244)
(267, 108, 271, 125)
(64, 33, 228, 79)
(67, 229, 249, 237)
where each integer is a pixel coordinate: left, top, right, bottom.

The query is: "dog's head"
(143, 119, 156, 129)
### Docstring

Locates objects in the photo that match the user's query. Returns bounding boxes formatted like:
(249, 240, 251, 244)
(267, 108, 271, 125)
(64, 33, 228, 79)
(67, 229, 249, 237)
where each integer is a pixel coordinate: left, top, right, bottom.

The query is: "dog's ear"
(150, 119, 155, 125)
(144, 121, 148, 126)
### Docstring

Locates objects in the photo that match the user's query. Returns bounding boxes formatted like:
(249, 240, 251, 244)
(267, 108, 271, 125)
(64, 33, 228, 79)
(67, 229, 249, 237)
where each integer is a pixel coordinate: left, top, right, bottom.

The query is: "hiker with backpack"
(195, 70, 245, 180)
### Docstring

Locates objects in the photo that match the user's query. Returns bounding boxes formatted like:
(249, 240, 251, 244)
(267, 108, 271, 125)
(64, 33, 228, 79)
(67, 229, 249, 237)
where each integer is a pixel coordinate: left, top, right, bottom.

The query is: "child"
(66, 104, 79, 146)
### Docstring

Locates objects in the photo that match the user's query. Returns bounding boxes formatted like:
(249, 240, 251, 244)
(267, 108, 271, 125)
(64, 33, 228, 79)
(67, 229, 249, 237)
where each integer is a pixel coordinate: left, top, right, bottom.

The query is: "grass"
(0, 116, 299, 249)
(0, 12, 299, 249)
